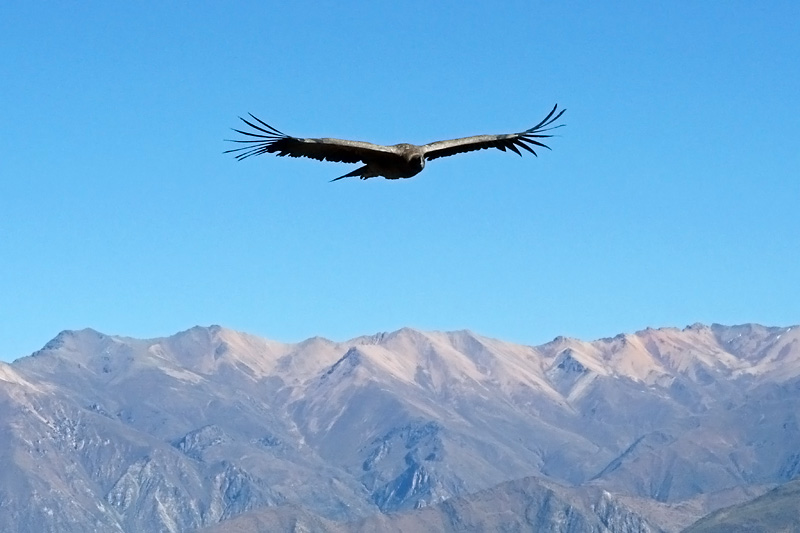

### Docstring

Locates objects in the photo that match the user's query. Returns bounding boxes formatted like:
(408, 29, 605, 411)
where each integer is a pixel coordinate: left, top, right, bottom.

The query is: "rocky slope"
(683, 477, 800, 532)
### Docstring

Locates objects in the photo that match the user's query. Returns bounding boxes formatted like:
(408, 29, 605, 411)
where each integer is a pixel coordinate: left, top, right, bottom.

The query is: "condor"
(226, 104, 565, 181)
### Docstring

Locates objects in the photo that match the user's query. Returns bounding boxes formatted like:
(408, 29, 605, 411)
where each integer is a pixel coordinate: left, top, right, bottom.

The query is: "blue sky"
(2, 2, 798, 361)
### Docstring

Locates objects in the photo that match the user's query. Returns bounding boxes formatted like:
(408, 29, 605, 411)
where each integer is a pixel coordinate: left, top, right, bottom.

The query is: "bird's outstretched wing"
(421, 104, 565, 161)
(225, 115, 398, 164)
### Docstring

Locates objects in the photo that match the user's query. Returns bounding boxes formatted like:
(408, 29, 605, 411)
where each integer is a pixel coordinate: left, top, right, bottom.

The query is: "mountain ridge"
(2, 322, 798, 531)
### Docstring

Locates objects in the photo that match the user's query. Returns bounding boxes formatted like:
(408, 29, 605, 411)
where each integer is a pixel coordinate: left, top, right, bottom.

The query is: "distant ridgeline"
(1, 323, 798, 532)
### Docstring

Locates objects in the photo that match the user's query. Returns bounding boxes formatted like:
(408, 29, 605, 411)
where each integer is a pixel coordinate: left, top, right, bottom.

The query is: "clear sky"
(1, 2, 798, 361)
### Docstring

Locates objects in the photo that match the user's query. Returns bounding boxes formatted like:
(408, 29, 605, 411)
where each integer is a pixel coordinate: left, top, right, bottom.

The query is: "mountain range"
(1, 322, 798, 531)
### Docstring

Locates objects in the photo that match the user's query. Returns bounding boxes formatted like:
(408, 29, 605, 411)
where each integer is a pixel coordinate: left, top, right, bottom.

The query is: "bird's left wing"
(225, 115, 398, 164)
(421, 104, 565, 161)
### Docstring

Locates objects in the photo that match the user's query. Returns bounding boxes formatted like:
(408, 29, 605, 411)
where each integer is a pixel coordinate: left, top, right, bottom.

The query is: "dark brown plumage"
(226, 104, 565, 181)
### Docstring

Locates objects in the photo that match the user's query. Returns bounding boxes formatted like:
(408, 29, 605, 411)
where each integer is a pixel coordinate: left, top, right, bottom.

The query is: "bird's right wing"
(421, 104, 565, 161)
(225, 115, 398, 164)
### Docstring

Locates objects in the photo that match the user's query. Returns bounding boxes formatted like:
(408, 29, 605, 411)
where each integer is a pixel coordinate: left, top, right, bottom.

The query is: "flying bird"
(225, 104, 565, 181)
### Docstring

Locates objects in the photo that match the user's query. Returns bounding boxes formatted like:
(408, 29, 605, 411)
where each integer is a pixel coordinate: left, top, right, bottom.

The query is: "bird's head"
(408, 152, 425, 170)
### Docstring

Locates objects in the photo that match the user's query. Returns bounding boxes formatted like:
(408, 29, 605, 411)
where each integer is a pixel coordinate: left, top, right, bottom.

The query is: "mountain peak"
(37, 327, 110, 354)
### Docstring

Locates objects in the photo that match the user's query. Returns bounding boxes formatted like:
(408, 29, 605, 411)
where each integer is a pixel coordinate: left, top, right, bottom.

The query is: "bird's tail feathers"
(330, 165, 368, 182)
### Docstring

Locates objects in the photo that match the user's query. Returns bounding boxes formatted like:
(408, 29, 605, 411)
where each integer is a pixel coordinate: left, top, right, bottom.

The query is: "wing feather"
(225, 114, 399, 164)
(421, 104, 565, 161)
